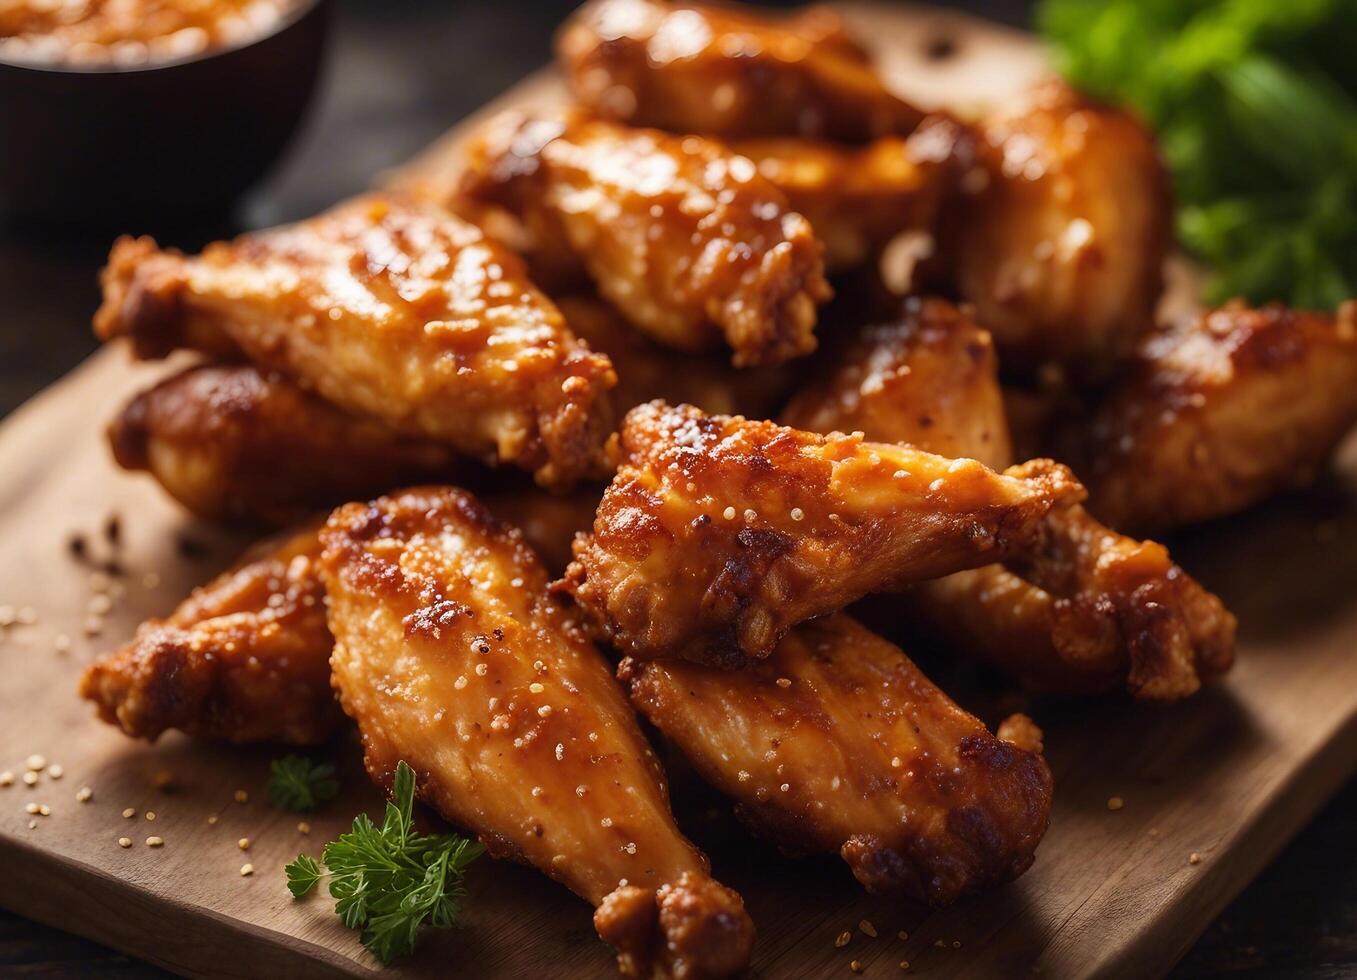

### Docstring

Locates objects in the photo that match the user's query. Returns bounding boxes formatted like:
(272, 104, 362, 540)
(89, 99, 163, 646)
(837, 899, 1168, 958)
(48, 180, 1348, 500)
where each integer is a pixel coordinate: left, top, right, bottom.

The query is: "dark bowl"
(0, 0, 330, 229)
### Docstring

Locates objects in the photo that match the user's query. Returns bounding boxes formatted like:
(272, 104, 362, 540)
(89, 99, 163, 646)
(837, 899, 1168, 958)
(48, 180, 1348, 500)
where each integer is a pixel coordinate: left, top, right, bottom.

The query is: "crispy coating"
(929, 81, 1172, 382)
(556, 0, 923, 141)
(621, 614, 1052, 904)
(786, 297, 1235, 698)
(321, 486, 752, 978)
(109, 363, 465, 526)
(1074, 300, 1357, 534)
(78, 523, 340, 745)
(782, 296, 1013, 469)
(557, 294, 799, 419)
(561, 401, 1082, 667)
(460, 112, 832, 366)
(94, 193, 617, 489)
(732, 116, 961, 273)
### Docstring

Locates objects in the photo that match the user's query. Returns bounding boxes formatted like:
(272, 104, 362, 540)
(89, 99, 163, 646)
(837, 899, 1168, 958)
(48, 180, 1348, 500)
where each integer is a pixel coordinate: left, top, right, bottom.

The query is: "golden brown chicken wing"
(560, 401, 1082, 667)
(94, 193, 617, 489)
(109, 363, 467, 526)
(321, 486, 753, 978)
(927, 81, 1172, 383)
(781, 296, 1013, 469)
(556, 0, 923, 141)
(621, 613, 1052, 904)
(1071, 299, 1357, 534)
(731, 117, 961, 274)
(79, 523, 340, 744)
(784, 296, 1235, 698)
(459, 112, 832, 366)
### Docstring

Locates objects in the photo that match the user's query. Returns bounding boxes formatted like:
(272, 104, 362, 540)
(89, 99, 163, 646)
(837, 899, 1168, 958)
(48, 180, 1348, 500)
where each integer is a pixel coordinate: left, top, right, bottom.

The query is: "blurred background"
(0, 0, 1352, 975)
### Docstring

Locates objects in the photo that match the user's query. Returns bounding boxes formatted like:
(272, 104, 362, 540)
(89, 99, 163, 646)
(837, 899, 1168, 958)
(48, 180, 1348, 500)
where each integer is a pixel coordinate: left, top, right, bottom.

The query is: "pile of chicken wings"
(79, 1, 1357, 975)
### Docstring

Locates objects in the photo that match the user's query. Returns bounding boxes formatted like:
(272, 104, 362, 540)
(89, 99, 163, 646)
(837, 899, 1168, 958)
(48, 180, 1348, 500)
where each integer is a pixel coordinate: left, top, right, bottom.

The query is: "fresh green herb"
(1038, 0, 1357, 309)
(268, 755, 340, 812)
(284, 761, 483, 964)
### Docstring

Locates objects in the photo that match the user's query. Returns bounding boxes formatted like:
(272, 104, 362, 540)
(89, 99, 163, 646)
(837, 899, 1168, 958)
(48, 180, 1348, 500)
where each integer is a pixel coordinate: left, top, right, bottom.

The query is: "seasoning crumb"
(240, 863, 254, 877)
(38, 804, 50, 816)
(25, 755, 45, 771)
(898, 931, 909, 941)
(1107, 796, 1124, 811)
(0, 772, 12, 787)
(22, 771, 38, 786)
(27, 819, 37, 830)
(122, 807, 136, 819)
(850, 961, 864, 974)
(234, 790, 248, 804)
(860, 919, 877, 937)
(24, 802, 40, 814)
(207, 815, 219, 825)
(1189, 852, 1202, 865)
(297, 821, 311, 835)
(118, 837, 132, 848)
(47, 764, 63, 780)
(776, 677, 792, 689)
(146, 836, 164, 847)
(900, 961, 910, 971)
(834, 930, 851, 948)
(238, 837, 250, 850)
(76, 786, 93, 802)
(952, 940, 962, 949)
(145, 811, 156, 821)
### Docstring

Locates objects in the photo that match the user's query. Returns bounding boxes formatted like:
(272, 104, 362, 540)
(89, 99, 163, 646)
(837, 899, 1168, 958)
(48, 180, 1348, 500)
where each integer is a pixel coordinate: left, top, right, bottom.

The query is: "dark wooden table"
(1, 0, 1352, 976)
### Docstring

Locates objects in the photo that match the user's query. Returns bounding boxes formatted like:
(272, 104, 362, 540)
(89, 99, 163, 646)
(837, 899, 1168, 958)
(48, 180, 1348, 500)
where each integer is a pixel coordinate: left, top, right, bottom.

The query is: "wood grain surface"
(1, 5, 1355, 978)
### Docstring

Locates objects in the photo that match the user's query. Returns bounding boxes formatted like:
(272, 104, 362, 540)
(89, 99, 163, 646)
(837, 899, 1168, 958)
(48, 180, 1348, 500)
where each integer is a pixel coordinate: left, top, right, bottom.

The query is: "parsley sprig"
(1039, 0, 1357, 309)
(285, 761, 482, 964)
(268, 755, 339, 812)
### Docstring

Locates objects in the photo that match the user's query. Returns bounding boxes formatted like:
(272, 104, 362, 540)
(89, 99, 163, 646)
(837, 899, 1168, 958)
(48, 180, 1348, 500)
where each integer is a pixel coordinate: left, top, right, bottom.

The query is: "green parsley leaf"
(283, 761, 483, 965)
(268, 755, 340, 812)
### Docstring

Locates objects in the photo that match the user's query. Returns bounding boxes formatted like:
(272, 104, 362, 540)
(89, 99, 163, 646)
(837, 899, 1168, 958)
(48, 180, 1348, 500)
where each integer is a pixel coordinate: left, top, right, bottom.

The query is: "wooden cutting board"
(2, 4, 1355, 978)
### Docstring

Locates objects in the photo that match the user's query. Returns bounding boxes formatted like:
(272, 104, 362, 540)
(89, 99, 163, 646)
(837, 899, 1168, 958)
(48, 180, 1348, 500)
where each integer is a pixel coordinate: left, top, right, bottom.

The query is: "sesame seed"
(76, 787, 92, 802)
(722, 506, 736, 520)
(743, 508, 757, 521)
(46, 765, 63, 779)
(38, 804, 50, 816)
(22, 771, 38, 786)
(898, 930, 909, 941)
(475, 663, 488, 676)
(1189, 852, 1202, 865)
(146, 836, 164, 847)
(53, 634, 71, 653)
(624, 842, 636, 855)
(900, 961, 910, 971)
(538, 705, 553, 718)
(25, 755, 45, 771)
(576, 786, 587, 797)
(26, 820, 36, 830)
(122, 807, 135, 819)
(145, 811, 156, 821)
(891, 756, 902, 768)
(240, 863, 254, 877)
(208, 815, 219, 825)
(894, 470, 909, 479)
(555, 743, 565, 761)
(25, 802, 40, 814)
(234, 790, 248, 804)
(860, 920, 877, 937)
(297, 822, 311, 834)
(851, 960, 864, 973)
(952, 940, 962, 948)
(529, 682, 545, 694)
(531, 787, 543, 798)
(776, 677, 791, 688)
(835, 931, 851, 948)
(237, 838, 250, 850)
(88, 595, 112, 616)
(118, 837, 132, 848)
(0, 772, 12, 787)
(1107, 796, 1124, 811)
(779, 783, 790, 792)
(789, 507, 804, 521)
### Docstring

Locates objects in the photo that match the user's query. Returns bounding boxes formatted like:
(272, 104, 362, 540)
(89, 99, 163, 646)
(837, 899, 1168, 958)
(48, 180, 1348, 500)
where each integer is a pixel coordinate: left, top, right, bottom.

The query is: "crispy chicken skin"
(94, 193, 616, 489)
(557, 0, 923, 141)
(560, 401, 1083, 668)
(785, 297, 1235, 698)
(556, 294, 798, 419)
(930, 81, 1172, 382)
(732, 117, 961, 273)
(321, 486, 753, 979)
(109, 364, 464, 526)
(1073, 300, 1357, 534)
(782, 296, 1013, 470)
(621, 614, 1052, 904)
(79, 523, 340, 744)
(460, 112, 833, 366)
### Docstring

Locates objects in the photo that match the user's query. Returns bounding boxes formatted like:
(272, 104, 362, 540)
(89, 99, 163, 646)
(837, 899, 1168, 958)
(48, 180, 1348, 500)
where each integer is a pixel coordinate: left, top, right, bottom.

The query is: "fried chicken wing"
(1072, 299, 1357, 534)
(557, 0, 923, 141)
(731, 117, 961, 274)
(621, 614, 1052, 904)
(561, 400, 1082, 667)
(321, 486, 753, 978)
(459, 112, 832, 366)
(783, 296, 1235, 698)
(781, 296, 1013, 469)
(928, 81, 1172, 382)
(94, 193, 617, 489)
(556, 294, 799, 418)
(109, 364, 466, 526)
(79, 523, 340, 744)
